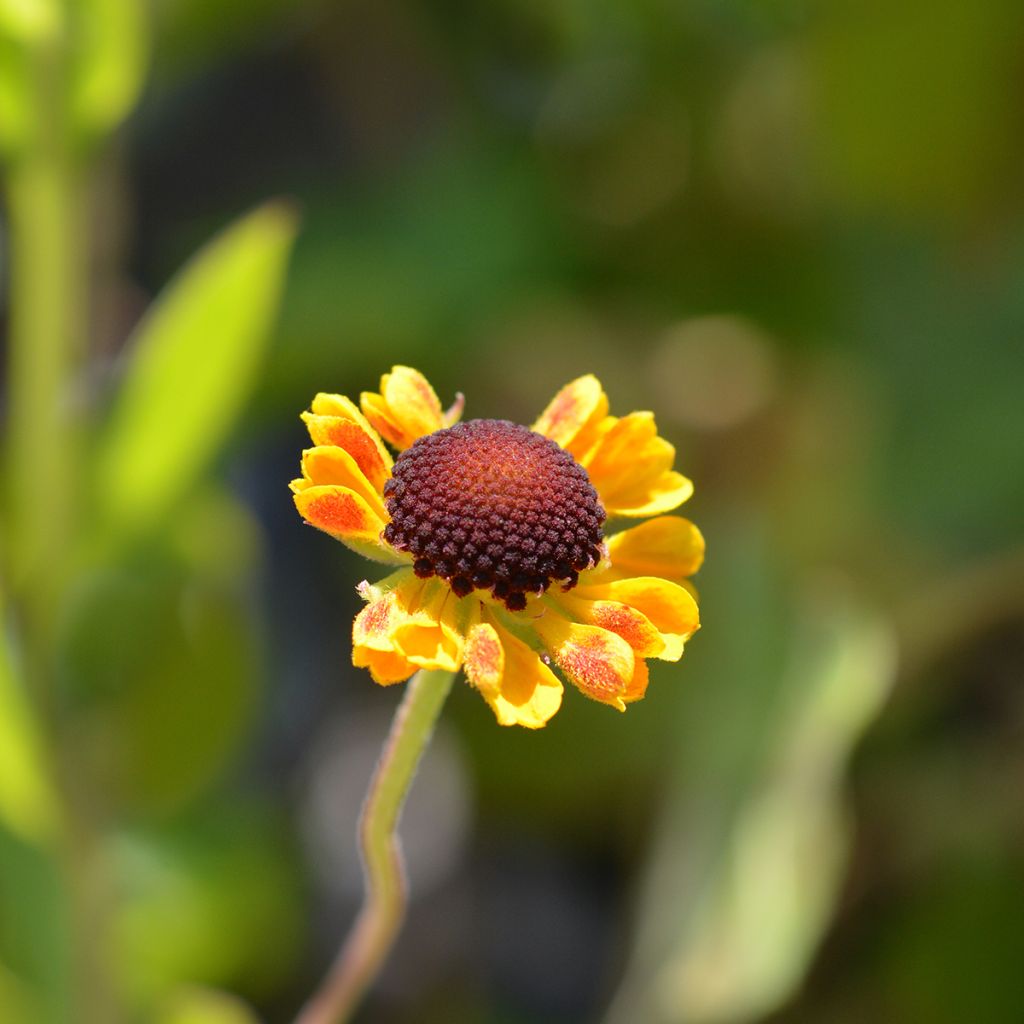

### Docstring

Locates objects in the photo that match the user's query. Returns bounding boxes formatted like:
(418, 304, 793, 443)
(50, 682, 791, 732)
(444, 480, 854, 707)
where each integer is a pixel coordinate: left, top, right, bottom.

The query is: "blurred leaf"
(0, 960, 39, 1024)
(0, 0, 57, 156)
(152, 0, 296, 78)
(70, 0, 148, 141)
(96, 202, 298, 536)
(812, 0, 1021, 220)
(111, 806, 302, 1009)
(270, 146, 571, 397)
(605, 525, 896, 1024)
(151, 986, 259, 1024)
(0, 0, 59, 39)
(0, 825, 69, 1022)
(57, 546, 260, 816)
(874, 855, 1024, 1023)
(0, 603, 59, 844)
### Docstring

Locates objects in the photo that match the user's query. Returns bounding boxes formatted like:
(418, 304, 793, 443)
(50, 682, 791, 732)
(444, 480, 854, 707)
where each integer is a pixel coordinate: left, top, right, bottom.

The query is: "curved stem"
(294, 669, 456, 1024)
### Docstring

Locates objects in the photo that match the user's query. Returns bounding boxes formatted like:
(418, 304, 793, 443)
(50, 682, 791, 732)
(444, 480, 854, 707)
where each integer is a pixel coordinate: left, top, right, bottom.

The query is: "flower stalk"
(294, 668, 456, 1024)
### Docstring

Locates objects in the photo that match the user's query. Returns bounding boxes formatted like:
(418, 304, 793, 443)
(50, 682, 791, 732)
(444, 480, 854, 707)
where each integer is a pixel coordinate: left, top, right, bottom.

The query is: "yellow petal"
(532, 374, 609, 456)
(534, 613, 636, 711)
(353, 576, 419, 651)
(296, 446, 387, 519)
(352, 573, 424, 684)
(579, 412, 693, 517)
(464, 619, 563, 728)
(360, 366, 449, 450)
(301, 401, 392, 492)
(577, 576, 699, 661)
(605, 470, 694, 518)
(559, 593, 666, 659)
(390, 582, 464, 672)
(294, 484, 386, 549)
(601, 516, 705, 583)
(353, 647, 418, 686)
(624, 656, 649, 704)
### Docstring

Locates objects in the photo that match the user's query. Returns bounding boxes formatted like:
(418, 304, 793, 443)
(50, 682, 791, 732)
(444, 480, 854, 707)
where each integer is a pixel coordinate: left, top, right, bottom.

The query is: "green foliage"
(3, 0, 1024, 1021)
(151, 987, 260, 1024)
(0, 0, 147, 156)
(96, 203, 298, 538)
(57, 550, 260, 817)
(0, 0, 53, 156)
(606, 526, 896, 1024)
(69, 0, 149, 143)
(111, 808, 302, 1010)
(0, 826, 69, 1023)
(0, 609, 58, 843)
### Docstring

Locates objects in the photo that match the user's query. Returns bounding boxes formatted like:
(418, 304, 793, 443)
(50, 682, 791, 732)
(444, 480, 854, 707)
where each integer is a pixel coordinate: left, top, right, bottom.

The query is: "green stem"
(294, 669, 456, 1024)
(3, 20, 111, 1024)
(4, 35, 86, 669)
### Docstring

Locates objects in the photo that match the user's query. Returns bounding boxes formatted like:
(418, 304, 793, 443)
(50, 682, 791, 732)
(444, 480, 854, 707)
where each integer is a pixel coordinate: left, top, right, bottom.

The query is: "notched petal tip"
(533, 374, 609, 453)
(580, 412, 693, 517)
(464, 617, 563, 728)
(535, 614, 637, 710)
(294, 484, 383, 540)
(301, 404, 392, 491)
(361, 366, 454, 450)
(294, 485, 406, 564)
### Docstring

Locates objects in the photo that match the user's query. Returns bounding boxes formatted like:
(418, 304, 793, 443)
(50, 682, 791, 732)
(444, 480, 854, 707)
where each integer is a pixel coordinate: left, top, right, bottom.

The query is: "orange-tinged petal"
(294, 484, 383, 542)
(353, 648, 418, 686)
(577, 576, 699, 661)
(294, 484, 406, 565)
(601, 516, 705, 583)
(353, 577, 419, 651)
(296, 446, 387, 519)
(302, 407, 392, 492)
(390, 583, 464, 672)
(352, 573, 425, 684)
(532, 374, 609, 456)
(560, 594, 666, 659)
(624, 656, 649, 704)
(464, 619, 563, 728)
(464, 621, 504, 688)
(534, 613, 636, 711)
(360, 366, 452, 450)
(579, 411, 693, 517)
(359, 393, 404, 450)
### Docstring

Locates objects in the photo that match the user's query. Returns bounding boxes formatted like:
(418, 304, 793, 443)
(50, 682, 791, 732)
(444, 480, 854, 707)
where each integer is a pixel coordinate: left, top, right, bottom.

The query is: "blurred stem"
(294, 669, 456, 1024)
(4, 51, 85, 663)
(3, 21, 114, 1024)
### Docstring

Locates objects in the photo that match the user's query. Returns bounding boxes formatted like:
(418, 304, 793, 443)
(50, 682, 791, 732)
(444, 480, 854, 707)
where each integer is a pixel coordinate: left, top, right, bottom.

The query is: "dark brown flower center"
(382, 419, 605, 610)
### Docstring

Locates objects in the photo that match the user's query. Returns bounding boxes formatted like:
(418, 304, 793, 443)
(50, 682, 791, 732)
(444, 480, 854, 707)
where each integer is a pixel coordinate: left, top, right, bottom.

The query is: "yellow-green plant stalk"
(294, 669, 455, 1024)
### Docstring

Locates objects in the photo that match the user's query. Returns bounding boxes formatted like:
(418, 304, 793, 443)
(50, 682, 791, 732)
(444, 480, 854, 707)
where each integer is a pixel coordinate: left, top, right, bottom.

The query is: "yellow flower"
(291, 366, 703, 728)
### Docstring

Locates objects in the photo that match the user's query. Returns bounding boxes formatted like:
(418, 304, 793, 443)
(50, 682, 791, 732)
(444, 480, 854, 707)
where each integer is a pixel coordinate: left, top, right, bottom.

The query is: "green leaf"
(0, 0, 59, 40)
(605, 528, 897, 1024)
(0, 603, 59, 844)
(112, 806, 301, 1009)
(70, 0, 148, 141)
(0, 1, 58, 156)
(151, 987, 259, 1024)
(56, 500, 262, 817)
(96, 202, 298, 535)
(0, 959, 41, 1024)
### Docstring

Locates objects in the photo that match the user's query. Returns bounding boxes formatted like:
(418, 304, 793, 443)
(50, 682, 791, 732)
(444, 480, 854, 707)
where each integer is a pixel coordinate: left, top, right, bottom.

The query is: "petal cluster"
(293, 367, 703, 727)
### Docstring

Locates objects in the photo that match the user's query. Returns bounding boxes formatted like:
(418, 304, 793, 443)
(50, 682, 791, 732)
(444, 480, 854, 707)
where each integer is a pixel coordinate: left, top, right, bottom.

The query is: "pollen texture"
(383, 419, 605, 610)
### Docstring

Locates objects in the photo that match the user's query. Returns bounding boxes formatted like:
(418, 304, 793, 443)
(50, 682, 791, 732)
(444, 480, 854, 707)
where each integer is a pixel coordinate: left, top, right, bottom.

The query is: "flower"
(291, 367, 703, 728)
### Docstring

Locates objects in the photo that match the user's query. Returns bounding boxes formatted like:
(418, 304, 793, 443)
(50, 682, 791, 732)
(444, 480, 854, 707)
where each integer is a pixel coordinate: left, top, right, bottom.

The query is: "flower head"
(291, 367, 703, 727)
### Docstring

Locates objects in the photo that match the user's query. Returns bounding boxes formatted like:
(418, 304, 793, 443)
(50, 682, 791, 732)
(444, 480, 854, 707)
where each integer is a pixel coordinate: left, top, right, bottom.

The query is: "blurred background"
(2, 1, 1024, 1022)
